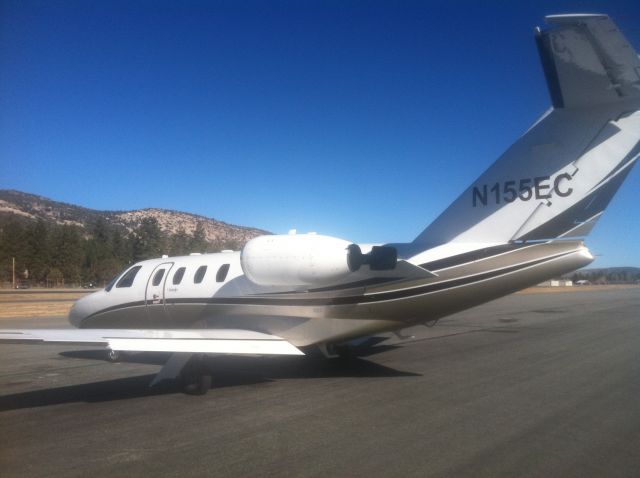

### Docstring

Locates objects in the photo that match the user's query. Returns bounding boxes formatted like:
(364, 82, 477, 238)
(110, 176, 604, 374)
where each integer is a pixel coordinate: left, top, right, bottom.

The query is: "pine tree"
(132, 218, 165, 261)
(189, 222, 208, 253)
(50, 225, 84, 286)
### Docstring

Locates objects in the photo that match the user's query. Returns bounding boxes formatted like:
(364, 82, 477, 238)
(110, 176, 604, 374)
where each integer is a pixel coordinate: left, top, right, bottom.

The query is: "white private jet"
(2, 14, 639, 394)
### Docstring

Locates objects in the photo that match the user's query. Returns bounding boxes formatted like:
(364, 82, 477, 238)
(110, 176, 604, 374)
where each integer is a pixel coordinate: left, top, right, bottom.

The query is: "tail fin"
(413, 14, 640, 249)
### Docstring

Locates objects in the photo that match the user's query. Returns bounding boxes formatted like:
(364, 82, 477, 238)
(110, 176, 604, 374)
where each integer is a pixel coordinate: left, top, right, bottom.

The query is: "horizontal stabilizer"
(536, 14, 640, 108)
(393, 260, 438, 279)
(0, 328, 304, 355)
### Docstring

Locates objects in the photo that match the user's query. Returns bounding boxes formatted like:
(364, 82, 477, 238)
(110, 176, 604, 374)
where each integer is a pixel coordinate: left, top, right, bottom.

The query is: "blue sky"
(1, 0, 639, 267)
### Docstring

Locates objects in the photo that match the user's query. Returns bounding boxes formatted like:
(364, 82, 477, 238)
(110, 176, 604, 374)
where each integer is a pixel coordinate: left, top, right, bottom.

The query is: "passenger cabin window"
(216, 264, 230, 282)
(116, 266, 142, 288)
(173, 267, 186, 285)
(152, 269, 165, 286)
(194, 265, 207, 284)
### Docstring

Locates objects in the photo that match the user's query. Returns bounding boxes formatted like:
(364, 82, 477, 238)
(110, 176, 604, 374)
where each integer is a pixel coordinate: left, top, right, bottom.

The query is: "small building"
(538, 279, 573, 287)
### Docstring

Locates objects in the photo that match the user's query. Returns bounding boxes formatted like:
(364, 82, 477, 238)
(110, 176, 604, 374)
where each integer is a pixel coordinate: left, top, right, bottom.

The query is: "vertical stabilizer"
(412, 14, 640, 252)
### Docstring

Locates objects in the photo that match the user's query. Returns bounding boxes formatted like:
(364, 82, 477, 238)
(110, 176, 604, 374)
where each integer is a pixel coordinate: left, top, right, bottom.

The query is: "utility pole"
(12, 257, 15, 289)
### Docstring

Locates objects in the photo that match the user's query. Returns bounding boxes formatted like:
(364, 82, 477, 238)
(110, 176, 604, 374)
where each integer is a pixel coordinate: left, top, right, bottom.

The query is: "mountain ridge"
(0, 189, 268, 245)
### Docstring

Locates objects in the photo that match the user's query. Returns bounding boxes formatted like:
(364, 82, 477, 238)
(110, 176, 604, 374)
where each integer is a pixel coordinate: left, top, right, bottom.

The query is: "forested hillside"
(0, 190, 267, 287)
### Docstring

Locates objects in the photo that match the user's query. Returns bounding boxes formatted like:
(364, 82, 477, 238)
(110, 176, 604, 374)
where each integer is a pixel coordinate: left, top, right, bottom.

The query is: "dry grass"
(517, 284, 640, 295)
(0, 291, 90, 319)
(0, 292, 88, 302)
(0, 303, 75, 319)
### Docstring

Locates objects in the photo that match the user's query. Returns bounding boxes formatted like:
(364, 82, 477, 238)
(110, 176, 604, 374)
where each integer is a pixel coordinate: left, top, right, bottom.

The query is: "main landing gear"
(148, 352, 213, 395)
(318, 342, 356, 361)
(180, 355, 212, 395)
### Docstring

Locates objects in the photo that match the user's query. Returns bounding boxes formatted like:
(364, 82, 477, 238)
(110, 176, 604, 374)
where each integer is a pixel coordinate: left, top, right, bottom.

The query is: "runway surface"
(0, 288, 639, 477)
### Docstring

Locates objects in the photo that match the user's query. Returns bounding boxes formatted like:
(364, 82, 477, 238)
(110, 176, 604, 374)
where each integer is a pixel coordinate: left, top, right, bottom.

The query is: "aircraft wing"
(0, 328, 304, 355)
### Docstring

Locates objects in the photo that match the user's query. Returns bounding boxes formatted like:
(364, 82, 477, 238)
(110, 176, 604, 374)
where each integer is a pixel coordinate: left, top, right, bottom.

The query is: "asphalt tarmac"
(0, 288, 639, 477)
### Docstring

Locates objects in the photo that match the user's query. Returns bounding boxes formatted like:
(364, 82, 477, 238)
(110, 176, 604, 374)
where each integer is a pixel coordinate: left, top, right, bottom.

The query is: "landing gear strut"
(318, 343, 355, 361)
(181, 355, 212, 395)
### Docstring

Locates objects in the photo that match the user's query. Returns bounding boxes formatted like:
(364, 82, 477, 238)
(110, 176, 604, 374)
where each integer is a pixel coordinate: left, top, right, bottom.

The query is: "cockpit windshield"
(105, 275, 118, 292)
(106, 265, 143, 290)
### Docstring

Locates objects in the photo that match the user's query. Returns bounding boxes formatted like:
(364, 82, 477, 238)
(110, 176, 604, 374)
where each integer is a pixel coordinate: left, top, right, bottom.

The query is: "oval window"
(194, 265, 208, 284)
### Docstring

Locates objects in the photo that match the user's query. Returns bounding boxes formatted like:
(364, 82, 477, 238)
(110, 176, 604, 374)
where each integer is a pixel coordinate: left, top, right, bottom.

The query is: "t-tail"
(408, 14, 640, 263)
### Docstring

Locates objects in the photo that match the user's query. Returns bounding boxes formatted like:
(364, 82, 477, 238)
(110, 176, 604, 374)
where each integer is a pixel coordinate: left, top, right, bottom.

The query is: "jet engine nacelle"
(240, 233, 397, 287)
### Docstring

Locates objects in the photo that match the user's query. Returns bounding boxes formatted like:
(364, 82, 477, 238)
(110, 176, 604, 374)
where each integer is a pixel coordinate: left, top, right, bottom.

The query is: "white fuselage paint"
(70, 240, 594, 348)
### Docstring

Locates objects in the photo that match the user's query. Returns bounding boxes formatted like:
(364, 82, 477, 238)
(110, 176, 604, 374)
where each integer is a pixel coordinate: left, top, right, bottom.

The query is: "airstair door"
(145, 262, 174, 324)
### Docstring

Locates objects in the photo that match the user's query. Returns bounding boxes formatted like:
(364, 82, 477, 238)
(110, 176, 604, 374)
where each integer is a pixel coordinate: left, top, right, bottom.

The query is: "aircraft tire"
(106, 349, 121, 362)
(182, 356, 211, 395)
(334, 344, 355, 361)
(183, 373, 212, 395)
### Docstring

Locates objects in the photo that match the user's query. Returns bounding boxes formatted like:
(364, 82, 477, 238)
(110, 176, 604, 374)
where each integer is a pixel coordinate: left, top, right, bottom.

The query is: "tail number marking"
(472, 174, 573, 207)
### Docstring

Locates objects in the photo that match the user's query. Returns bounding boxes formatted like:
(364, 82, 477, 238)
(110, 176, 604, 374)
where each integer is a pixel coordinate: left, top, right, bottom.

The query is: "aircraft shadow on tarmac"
(0, 343, 419, 411)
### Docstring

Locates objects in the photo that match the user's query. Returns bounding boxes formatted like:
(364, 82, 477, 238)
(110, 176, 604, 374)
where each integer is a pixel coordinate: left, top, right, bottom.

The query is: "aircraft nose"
(68, 294, 95, 327)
